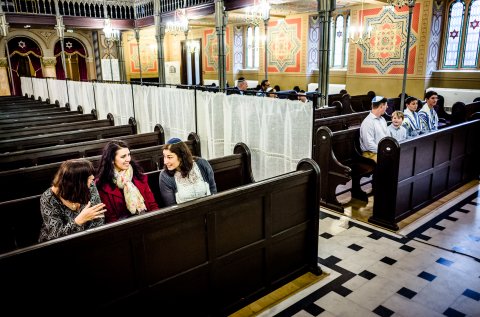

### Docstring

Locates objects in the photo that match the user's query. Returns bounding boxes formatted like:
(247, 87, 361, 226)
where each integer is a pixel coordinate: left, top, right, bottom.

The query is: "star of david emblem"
(470, 19, 479, 30)
(450, 29, 458, 39)
(65, 41, 72, 49)
(18, 41, 26, 49)
(337, 31, 342, 37)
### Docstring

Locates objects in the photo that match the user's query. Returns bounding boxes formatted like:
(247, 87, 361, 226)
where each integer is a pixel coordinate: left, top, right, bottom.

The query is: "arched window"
(330, 13, 349, 68)
(245, 25, 260, 69)
(442, 0, 480, 69)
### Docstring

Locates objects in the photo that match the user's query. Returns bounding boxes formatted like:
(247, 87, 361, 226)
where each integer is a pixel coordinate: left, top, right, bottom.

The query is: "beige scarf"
(113, 165, 147, 214)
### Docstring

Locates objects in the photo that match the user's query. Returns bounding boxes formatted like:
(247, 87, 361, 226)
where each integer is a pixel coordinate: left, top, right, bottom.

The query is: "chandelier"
(245, 0, 270, 26)
(348, 0, 372, 45)
(386, 0, 416, 8)
(166, 8, 189, 34)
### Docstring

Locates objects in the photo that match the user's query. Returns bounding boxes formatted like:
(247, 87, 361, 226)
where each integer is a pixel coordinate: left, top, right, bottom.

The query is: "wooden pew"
(0, 106, 82, 121)
(0, 132, 200, 202)
(0, 138, 235, 251)
(0, 114, 115, 140)
(0, 117, 137, 153)
(314, 126, 376, 212)
(0, 103, 59, 113)
(0, 110, 98, 130)
(147, 142, 255, 207)
(0, 158, 321, 315)
(314, 111, 369, 132)
(369, 119, 480, 230)
(465, 101, 480, 120)
(314, 101, 343, 119)
(0, 125, 165, 170)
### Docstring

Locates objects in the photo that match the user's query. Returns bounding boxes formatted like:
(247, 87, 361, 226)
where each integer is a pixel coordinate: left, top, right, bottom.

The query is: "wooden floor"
(231, 179, 480, 316)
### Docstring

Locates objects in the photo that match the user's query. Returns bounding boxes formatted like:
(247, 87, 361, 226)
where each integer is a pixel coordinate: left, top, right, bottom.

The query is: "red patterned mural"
(355, 4, 421, 75)
(203, 27, 231, 72)
(267, 18, 302, 73)
(129, 42, 158, 73)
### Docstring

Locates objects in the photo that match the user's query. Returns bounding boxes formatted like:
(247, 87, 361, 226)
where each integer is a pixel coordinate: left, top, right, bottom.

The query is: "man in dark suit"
(227, 77, 248, 95)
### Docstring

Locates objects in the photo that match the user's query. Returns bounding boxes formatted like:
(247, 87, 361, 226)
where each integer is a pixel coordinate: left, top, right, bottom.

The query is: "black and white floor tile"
(258, 185, 480, 317)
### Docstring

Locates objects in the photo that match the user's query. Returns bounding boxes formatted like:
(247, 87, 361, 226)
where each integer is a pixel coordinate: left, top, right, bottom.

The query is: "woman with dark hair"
(159, 138, 217, 207)
(96, 140, 158, 223)
(39, 159, 106, 242)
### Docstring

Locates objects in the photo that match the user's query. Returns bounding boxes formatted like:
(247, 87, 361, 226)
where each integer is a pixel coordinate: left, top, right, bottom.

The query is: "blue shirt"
(360, 112, 389, 153)
(388, 124, 407, 142)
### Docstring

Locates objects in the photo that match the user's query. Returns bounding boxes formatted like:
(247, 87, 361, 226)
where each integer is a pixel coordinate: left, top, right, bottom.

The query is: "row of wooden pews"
(0, 95, 322, 315)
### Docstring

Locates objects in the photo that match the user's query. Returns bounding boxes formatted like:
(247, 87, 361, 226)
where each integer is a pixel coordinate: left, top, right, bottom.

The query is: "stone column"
(0, 57, 10, 96)
(42, 56, 57, 78)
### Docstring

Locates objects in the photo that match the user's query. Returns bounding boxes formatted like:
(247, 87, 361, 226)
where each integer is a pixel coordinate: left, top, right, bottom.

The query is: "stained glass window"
(246, 26, 259, 69)
(334, 15, 345, 67)
(444, 1, 464, 67)
(462, 0, 480, 67)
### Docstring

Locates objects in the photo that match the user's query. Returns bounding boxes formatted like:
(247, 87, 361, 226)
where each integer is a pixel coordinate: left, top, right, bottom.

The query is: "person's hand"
(75, 202, 106, 226)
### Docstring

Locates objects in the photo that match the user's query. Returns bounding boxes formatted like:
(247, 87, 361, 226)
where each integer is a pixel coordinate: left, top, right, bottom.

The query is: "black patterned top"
(38, 184, 105, 243)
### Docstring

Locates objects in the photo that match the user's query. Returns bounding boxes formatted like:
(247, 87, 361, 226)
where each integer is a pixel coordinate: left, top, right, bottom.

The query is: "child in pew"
(39, 159, 106, 242)
(403, 96, 425, 137)
(96, 140, 159, 223)
(159, 138, 217, 207)
(388, 111, 408, 142)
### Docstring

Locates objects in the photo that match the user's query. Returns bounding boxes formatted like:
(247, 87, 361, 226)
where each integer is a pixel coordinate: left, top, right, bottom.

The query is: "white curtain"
(31, 78, 48, 101)
(198, 93, 313, 181)
(133, 85, 196, 140)
(46, 78, 69, 107)
(67, 81, 96, 114)
(93, 82, 134, 124)
(20, 77, 33, 97)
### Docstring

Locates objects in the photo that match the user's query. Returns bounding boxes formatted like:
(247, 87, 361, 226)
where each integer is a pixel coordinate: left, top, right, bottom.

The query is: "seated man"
(418, 90, 439, 132)
(256, 79, 270, 97)
(402, 96, 425, 137)
(360, 96, 389, 162)
(228, 77, 248, 95)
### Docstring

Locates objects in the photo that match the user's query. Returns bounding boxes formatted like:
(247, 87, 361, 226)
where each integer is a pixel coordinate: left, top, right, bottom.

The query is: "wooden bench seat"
(0, 107, 83, 122)
(0, 103, 58, 113)
(369, 118, 480, 230)
(314, 126, 376, 212)
(0, 125, 165, 170)
(0, 117, 137, 153)
(0, 158, 320, 315)
(314, 111, 369, 132)
(0, 110, 98, 130)
(0, 132, 200, 202)
(0, 114, 115, 140)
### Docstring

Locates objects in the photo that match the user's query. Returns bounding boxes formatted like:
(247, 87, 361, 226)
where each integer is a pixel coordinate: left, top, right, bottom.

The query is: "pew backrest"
(314, 111, 369, 132)
(0, 117, 137, 153)
(0, 110, 98, 130)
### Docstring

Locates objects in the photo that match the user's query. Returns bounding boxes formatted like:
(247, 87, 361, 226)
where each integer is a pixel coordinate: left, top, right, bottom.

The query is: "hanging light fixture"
(245, 0, 270, 26)
(349, 0, 372, 45)
(166, 0, 189, 34)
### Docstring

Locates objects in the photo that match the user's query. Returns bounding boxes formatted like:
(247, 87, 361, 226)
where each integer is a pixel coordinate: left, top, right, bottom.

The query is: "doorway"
(181, 39, 202, 85)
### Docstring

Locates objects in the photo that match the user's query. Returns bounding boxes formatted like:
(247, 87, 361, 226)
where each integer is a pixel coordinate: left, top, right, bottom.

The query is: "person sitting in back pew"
(419, 90, 439, 132)
(159, 138, 217, 207)
(96, 140, 159, 223)
(388, 111, 408, 142)
(402, 96, 425, 137)
(39, 159, 106, 242)
(359, 96, 389, 163)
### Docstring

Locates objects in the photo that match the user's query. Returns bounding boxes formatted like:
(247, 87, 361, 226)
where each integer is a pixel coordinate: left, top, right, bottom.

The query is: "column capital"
(42, 57, 57, 67)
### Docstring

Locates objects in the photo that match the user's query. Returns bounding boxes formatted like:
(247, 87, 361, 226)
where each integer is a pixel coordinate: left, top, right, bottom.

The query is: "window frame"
(244, 25, 260, 70)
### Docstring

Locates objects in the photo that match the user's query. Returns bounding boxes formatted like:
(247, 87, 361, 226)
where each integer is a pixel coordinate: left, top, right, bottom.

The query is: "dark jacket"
(97, 174, 159, 223)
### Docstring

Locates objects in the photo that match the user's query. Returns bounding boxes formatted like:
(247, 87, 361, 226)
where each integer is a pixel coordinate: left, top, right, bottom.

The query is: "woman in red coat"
(96, 140, 159, 223)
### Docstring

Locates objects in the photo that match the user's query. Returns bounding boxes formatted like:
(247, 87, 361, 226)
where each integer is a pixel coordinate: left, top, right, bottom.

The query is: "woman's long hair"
(96, 140, 143, 188)
(163, 141, 194, 178)
(53, 159, 94, 204)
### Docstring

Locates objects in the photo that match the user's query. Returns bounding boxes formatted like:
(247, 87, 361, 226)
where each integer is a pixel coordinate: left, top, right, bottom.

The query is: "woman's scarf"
(113, 165, 147, 214)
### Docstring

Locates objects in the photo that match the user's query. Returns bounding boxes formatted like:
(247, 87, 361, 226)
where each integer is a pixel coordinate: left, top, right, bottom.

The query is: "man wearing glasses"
(256, 79, 270, 97)
(419, 91, 439, 132)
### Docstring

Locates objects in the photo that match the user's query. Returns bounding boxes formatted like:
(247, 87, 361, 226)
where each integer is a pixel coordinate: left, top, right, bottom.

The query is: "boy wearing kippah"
(388, 111, 408, 142)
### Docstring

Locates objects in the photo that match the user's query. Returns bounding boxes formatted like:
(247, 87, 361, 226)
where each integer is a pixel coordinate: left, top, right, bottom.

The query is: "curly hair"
(53, 159, 94, 204)
(162, 141, 194, 178)
(96, 140, 143, 189)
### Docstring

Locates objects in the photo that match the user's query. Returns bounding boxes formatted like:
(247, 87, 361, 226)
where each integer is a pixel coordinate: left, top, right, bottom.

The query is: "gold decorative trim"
(0, 58, 8, 67)
(42, 57, 57, 67)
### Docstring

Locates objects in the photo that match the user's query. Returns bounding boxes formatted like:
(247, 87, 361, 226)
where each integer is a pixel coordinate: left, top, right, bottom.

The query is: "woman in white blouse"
(159, 138, 217, 207)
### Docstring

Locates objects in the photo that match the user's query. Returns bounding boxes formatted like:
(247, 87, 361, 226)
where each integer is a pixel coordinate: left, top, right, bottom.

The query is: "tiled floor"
(238, 181, 480, 317)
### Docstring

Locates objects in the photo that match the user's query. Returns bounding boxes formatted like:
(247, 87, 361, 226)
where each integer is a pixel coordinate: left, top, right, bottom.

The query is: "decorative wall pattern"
(203, 27, 230, 72)
(355, 5, 421, 75)
(307, 16, 320, 73)
(426, 1, 443, 75)
(129, 42, 158, 73)
(233, 26, 243, 73)
(267, 18, 302, 73)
